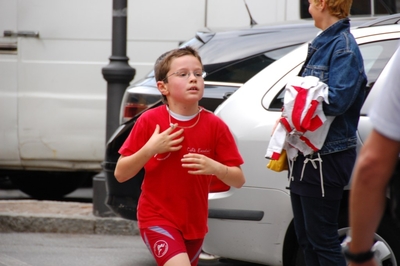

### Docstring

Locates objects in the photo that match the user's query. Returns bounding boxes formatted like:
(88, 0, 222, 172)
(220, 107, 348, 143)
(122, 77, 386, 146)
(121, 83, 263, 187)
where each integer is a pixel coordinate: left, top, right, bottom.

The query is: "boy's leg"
(164, 253, 191, 266)
(185, 238, 203, 265)
(140, 225, 202, 266)
(164, 238, 204, 266)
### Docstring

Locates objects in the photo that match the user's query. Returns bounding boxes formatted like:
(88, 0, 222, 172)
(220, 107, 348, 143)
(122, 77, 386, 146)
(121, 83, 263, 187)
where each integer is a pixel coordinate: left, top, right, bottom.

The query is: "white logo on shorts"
(153, 240, 168, 258)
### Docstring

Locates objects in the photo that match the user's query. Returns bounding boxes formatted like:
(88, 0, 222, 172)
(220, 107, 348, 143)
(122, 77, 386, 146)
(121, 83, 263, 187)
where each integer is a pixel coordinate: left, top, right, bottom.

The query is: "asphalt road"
(0, 179, 263, 266)
(0, 232, 263, 266)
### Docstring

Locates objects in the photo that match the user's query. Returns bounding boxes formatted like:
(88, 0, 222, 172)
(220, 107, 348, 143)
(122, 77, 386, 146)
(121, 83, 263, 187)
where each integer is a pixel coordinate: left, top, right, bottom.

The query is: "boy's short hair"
(154, 46, 203, 82)
(154, 46, 203, 103)
(313, 0, 353, 19)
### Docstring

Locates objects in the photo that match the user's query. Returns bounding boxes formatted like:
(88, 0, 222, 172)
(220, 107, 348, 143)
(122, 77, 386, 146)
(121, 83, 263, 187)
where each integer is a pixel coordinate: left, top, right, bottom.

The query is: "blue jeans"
(290, 192, 346, 266)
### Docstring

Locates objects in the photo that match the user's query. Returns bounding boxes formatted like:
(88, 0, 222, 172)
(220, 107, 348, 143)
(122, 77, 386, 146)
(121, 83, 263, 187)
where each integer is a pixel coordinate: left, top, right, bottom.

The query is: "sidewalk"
(0, 200, 138, 235)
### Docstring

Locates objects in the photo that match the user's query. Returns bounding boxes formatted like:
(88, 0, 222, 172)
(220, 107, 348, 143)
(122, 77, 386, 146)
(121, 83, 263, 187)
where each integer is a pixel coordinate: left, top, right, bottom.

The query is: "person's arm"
(181, 153, 245, 188)
(323, 50, 365, 116)
(114, 124, 184, 183)
(348, 129, 400, 265)
(215, 164, 245, 189)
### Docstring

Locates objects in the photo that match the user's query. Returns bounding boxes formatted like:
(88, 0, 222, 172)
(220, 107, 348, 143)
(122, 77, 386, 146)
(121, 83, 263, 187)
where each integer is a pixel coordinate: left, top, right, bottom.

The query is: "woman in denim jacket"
(289, 0, 367, 265)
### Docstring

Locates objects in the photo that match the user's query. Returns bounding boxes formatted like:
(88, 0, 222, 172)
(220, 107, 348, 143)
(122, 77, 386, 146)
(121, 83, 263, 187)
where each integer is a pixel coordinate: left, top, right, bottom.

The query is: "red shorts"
(140, 225, 203, 266)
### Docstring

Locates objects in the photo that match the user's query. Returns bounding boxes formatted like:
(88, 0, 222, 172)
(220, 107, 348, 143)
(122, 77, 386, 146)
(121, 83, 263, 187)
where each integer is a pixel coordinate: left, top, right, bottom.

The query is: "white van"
(0, 0, 394, 198)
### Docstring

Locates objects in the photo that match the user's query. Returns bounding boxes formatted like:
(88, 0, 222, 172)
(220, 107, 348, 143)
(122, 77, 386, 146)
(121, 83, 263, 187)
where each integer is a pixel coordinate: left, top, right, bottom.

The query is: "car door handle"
(3, 30, 39, 38)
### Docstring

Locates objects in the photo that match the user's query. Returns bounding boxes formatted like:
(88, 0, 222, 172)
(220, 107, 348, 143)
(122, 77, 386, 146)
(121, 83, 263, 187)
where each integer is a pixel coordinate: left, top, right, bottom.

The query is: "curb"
(0, 200, 138, 235)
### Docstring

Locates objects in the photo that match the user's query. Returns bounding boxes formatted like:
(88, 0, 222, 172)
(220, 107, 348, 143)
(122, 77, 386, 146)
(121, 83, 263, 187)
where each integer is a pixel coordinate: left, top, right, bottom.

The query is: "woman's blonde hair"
(313, 0, 353, 19)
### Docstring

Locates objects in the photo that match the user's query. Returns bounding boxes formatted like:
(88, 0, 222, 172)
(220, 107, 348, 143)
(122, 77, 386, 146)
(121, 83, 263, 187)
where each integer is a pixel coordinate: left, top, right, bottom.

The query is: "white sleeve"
(265, 123, 286, 159)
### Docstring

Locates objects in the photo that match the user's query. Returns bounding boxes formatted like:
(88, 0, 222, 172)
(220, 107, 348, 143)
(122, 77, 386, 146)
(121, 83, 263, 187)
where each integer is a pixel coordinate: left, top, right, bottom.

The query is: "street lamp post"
(93, 0, 135, 217)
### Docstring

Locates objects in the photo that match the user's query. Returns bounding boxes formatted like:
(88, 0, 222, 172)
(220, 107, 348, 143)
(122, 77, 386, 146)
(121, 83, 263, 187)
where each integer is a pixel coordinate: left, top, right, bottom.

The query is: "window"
(268, 39, 399, 111)
(359, 39, 400, 114)
(300, 0, 400, 18)
(205, 45, 301, 84)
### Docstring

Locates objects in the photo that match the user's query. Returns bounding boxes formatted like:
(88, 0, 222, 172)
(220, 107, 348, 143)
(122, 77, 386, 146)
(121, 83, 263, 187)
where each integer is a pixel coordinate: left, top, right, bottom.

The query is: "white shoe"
(199, 251, 220, 261)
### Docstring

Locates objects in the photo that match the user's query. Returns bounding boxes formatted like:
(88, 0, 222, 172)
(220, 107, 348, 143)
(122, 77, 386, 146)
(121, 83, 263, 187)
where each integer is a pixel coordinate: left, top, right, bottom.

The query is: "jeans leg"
(291, 193, 320, 266)
(291, 193, 346, 266)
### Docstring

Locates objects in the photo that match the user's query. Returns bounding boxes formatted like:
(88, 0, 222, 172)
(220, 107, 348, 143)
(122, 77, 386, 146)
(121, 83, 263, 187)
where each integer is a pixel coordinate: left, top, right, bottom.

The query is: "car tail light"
(123, 102, 148, 121)
(209, 176, 230, 192)
(120, 92, 161, 124)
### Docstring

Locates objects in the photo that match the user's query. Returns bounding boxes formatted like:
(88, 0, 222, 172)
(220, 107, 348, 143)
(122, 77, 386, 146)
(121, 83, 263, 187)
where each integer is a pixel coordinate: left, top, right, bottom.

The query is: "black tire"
(9, 171, 93, 200)
(375, 213, 400, 266)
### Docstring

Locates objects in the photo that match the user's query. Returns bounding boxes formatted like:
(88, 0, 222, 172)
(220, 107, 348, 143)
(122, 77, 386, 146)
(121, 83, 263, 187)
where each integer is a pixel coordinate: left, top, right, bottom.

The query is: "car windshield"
(144, 35, 206, 79)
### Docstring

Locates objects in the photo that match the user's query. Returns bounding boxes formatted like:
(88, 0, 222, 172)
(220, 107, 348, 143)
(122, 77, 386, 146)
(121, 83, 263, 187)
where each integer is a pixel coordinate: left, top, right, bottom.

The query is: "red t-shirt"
(119, 105, 243, 239)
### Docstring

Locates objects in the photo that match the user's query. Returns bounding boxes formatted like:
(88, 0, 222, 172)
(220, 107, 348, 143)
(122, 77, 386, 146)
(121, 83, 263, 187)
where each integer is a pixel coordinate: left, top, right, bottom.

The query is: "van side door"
(0, 0, 19, 165)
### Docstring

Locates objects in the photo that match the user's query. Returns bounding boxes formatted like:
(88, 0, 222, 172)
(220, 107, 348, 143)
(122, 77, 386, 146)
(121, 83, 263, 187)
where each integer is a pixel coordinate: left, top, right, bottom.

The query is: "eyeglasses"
(163, 70, 207, 82)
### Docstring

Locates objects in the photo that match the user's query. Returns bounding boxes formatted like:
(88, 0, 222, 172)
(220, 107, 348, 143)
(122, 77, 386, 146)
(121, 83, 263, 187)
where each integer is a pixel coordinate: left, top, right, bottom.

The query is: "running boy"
(114, 46, 245, 266)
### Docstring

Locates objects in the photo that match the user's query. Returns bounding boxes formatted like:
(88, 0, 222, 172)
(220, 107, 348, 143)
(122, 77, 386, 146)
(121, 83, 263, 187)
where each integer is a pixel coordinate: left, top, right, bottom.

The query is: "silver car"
(118, 18, 375, 124)
(204, 14, 400, 266)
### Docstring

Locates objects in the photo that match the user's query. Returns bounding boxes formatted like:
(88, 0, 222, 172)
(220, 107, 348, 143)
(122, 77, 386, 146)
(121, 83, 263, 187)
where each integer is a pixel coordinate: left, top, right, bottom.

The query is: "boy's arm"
(215, 164, 245, 189)
(114, 146, 155, 183)
(181, 153, 245, 188)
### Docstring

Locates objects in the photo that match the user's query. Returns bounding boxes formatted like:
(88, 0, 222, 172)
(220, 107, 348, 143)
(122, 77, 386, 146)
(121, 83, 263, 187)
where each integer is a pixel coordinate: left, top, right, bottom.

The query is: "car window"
(268, 39, 400, 111)
(205, 45, 301, 84)
(359, 39, 399, 107)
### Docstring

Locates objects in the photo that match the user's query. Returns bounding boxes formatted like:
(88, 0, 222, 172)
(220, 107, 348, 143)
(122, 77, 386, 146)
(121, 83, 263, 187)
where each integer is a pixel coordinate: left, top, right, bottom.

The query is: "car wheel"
(339, 218, 399, 266)
(289, 208, 400, 266)
(9, 171, 90, 199)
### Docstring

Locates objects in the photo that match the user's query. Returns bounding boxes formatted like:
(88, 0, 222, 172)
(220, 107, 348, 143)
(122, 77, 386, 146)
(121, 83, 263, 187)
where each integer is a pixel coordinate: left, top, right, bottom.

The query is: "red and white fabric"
(266, 75, 334, 161)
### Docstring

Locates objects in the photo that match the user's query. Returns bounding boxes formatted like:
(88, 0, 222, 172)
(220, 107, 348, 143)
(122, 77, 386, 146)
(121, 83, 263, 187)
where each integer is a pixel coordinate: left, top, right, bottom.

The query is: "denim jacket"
(300, 18, 367, 155)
